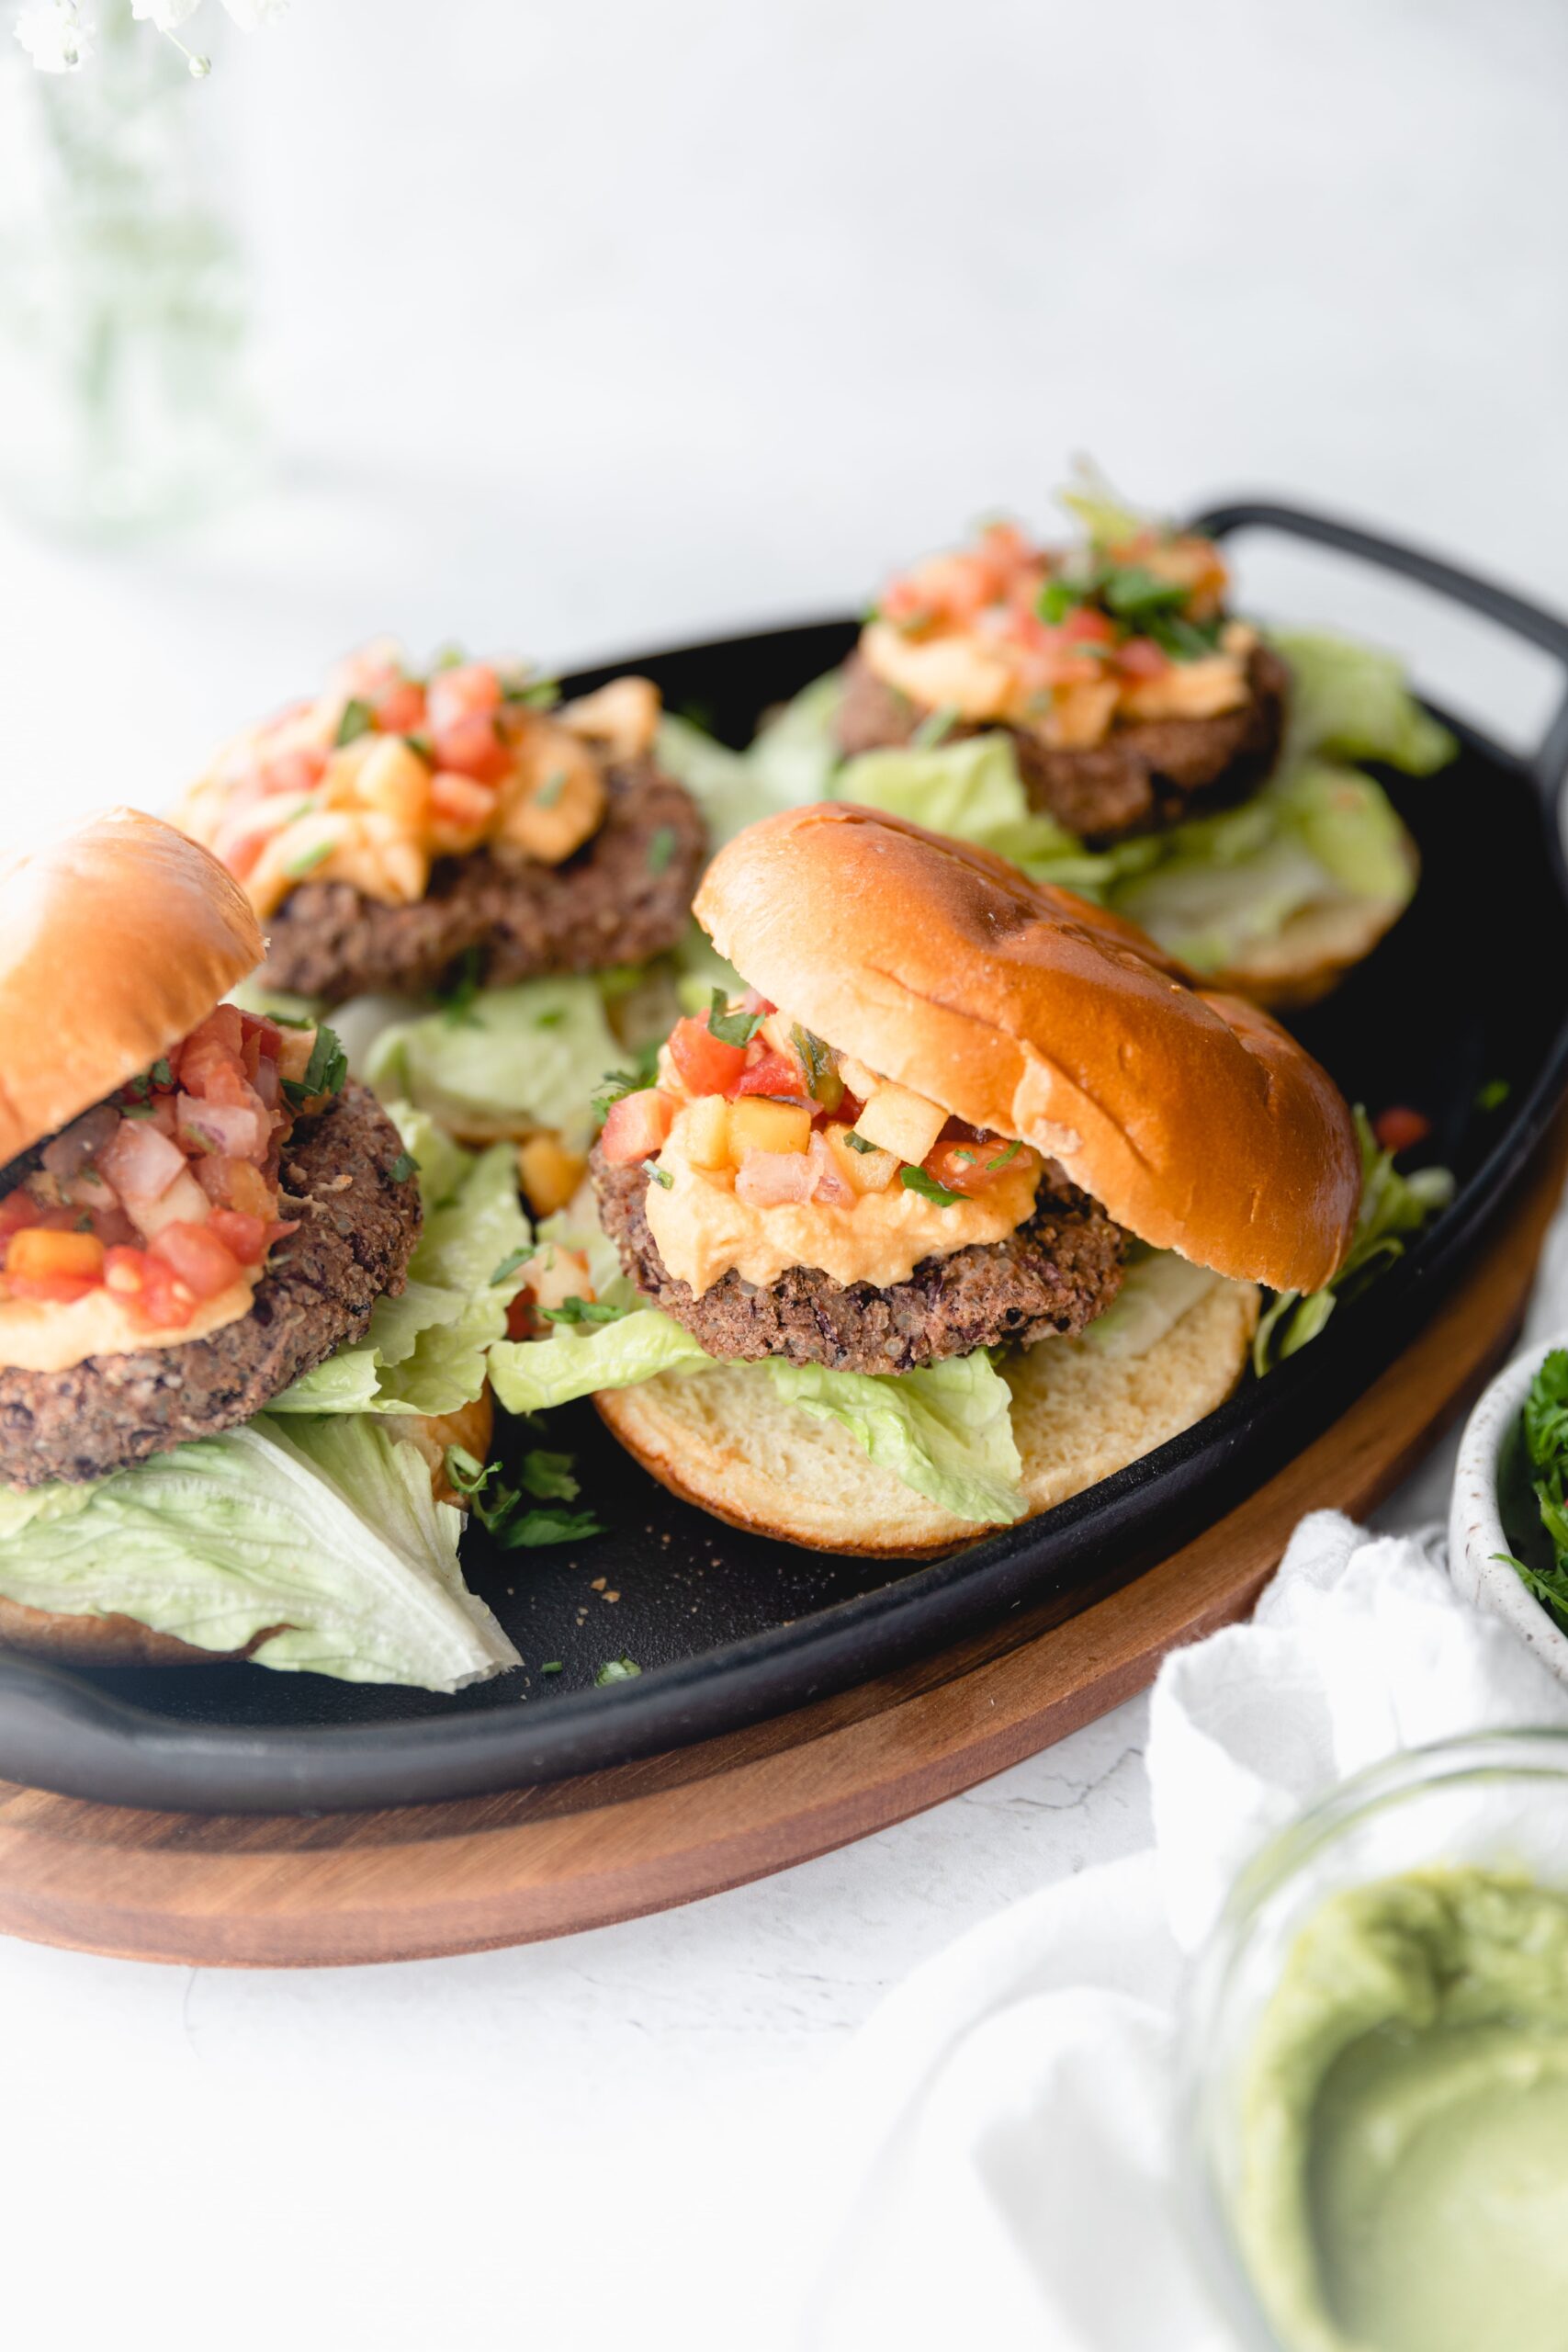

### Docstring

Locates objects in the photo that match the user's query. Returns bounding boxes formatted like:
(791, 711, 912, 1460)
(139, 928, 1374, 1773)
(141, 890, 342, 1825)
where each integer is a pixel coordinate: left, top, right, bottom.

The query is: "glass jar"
(0, 11, 259, 537)
(1179, 1730, 1568, 2351)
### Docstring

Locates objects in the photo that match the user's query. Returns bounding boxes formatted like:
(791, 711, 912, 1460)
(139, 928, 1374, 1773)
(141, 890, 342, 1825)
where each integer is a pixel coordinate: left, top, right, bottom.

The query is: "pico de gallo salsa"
(0, 1008, 340, 1335)
(177, 642, 661, 922)
(600, 990, 1042, 1213)
(863, 517, 1257, 747)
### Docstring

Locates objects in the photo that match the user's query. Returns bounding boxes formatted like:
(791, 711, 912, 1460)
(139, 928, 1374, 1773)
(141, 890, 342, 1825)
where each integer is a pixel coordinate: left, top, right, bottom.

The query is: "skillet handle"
(1190, 497, 1568, 799)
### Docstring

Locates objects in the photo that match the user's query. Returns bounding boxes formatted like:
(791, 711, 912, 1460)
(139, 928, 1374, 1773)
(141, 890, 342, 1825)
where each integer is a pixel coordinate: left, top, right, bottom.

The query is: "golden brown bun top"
(694, 804, 1361, 1294)
(0, 808, 264, 1168)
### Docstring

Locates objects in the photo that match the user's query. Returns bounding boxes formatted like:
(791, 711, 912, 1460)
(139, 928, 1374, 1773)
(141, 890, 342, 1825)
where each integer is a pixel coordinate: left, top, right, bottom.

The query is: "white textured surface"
(0, 3, 1565, 2347)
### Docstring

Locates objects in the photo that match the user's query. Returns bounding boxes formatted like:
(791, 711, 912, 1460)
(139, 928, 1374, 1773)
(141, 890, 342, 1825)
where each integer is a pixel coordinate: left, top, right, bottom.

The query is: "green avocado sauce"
(1236, 1867, 1568, 2352)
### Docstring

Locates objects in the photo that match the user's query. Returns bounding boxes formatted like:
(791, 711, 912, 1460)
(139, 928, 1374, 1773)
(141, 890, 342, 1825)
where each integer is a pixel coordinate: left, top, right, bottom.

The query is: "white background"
(0, 4, 1564, 2347)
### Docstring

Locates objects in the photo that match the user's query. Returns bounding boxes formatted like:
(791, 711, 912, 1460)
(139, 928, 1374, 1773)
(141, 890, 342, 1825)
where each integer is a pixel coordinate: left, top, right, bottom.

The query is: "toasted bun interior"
(0, 808, 264, 1170)
(0, 1402, 491, 1669)
(695, 804, 1359, 1295)
(597, 1274, 1259, 1556)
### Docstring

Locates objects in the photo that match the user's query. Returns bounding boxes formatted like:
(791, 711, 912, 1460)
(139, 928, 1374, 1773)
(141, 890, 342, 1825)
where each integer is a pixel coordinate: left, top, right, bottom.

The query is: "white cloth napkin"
(794, 1503, 1568, 2349)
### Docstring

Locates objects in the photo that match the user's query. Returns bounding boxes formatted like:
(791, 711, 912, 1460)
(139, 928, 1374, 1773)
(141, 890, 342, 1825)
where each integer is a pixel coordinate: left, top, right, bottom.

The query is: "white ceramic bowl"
(1449, 1324, 1568, 1684)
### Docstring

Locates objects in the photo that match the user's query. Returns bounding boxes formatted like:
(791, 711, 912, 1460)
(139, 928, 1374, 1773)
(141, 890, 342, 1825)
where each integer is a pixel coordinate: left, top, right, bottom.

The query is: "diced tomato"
(921, 1136, 1025, 1197)
(668, 1014, 748, 1096)
(1373, 1106, 1433, 1154)
(6, 1273, 100, 1304)
(836, 1091, 865, 1132)
(1061, 605, 1116, 648)
(237, 1011, 283, 1057)
(599, 1089, 676, 1166)
(432, 711, 513, 785)
(206, 1209, 270, 1266)
(429, 771, 499, 829)
(259, 745, 329, 800)
(426, 662, 502, 734)
(0, 1190, 40, 1242)
(6, 1227, 106, 1282)
(1114, 637, 1170, 682)
(149, 1221, 245, 1300)
(369, 676, 427, 735)
(110, 1249, 195, 1331)
(505, 1293, 538, 1340)
(731, 1051, 813, 1108)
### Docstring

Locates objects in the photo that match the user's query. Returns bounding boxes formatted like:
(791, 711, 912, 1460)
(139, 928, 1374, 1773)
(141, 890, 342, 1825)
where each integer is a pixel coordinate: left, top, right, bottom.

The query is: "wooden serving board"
(0, 1124, 1561, 1969)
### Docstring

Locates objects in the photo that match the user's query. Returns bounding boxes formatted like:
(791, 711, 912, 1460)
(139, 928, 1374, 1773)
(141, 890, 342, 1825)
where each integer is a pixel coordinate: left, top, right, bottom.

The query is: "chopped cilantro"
(149, 1057, 173, 1089)
(490, 1245, 532, 1288)
(389, 1151, 419, 1183)
(595, 964, 646, 1003)
(539, 1295, 627, 1326)
(281, 1023, 348, 1108)
(900, 1164, 963, 1207)
(1099, 565, 1190, 624)
(535, 771, 568, 809)
(403, 732, 434, 763)
(334, 697, 375, 747)
(539, 1660, 564, 1676)
(707, 989, 765, 1048)
(592, 1046, 661, 1122)
(284, 840, 334, 880)
(535, 1008, 565, 1029)
(1476, 1078, 1511, 1113)
(1036, 578, 1085, 625)
(643, 1160, 674, 1190)
(519, 1449, 580, 1502)
(987, 1138, 1022, 1170)
(594, 1657, 642, 1686)
(443, 1445, 603, 1549)
(845, 1132, 877, 1155)
(646, 826, 678, 876)
(952, 1148, 978, 1165)
(1146, 611, 1223, 663)
(431, 643, 465, 672)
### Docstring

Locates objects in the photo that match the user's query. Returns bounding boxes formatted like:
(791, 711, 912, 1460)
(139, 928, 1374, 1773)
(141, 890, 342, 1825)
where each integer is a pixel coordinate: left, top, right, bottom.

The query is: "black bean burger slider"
(175, 645, 706, 1002)
(585, 803, 1362, 1552)
(0, 808, 422, 1497)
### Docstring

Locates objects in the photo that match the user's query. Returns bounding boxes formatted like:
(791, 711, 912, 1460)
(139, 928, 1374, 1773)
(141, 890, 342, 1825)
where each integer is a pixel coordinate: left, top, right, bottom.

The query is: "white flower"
(13, 0, 96, 69)
(130, 0, 288, 23)
(129, 0, 203, 26)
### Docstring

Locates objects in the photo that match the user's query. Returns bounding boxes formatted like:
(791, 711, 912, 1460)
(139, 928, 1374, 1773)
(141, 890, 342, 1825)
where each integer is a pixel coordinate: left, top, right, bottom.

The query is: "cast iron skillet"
(3, 500, 1568, 1812)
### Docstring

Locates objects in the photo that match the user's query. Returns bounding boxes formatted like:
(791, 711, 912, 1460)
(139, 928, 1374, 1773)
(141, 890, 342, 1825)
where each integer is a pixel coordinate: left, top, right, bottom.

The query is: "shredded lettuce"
(1272, 628, 1457, 775)
(657, 681, 838, 852)
(1055, 459, 1150, 549)
(489, 1306, 710, 1414)
(364, 976, 617, 1151)
(269, 1108, 531, 1418)
(1083, 1250, 1223, 1360)
(1253, 1110, 1454, 1374)
(836, 734, 1123, 894)
(0, 1416, 519, 1689)
(771, 1351, 1025, 1523)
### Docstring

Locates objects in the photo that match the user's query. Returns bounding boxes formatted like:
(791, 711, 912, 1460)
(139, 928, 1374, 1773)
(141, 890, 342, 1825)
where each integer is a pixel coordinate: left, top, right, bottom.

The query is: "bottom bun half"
(1209, 837, 1416, 1011)
(0, 1390, 494, 1669)
(596, 1277, 1260, 1558)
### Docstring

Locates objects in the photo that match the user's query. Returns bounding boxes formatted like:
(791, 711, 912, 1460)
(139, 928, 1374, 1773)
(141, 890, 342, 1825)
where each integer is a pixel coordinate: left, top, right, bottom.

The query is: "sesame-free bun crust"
(695, 805, 1359, 1295)
(0, 808, 264, 1169)
(0, 1393, 494, 1668)
(597, 1272, 1259, 1556)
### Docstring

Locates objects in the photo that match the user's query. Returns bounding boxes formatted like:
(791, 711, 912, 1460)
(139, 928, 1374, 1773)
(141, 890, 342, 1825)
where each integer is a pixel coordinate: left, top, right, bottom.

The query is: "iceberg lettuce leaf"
(0, 1416, 519, 1689)
(1273, 628, 1456, 774)
(364, 977, 617, 1151)
(488, 1306, 710, 1414)
(767, 1351, 1025, 1524)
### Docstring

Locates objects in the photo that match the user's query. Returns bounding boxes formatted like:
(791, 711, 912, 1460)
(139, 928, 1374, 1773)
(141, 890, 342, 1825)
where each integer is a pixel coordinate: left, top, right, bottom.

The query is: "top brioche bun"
(0, 808, 263, 1170)
(694, 804, 1361, 1296)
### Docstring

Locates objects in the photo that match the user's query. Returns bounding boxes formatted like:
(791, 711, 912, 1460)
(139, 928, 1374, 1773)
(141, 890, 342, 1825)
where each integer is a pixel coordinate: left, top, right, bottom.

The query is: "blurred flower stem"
(0, 3, 260, 537)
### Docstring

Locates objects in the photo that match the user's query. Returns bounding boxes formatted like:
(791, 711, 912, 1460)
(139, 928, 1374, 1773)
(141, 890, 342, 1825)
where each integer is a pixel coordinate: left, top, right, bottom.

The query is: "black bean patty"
(0, 1081, 421, 1489)
(835, 642, 1289, 844)
(592, 1148, 1126, 1374)
(259, 756, 706, 1002)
